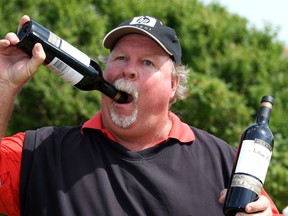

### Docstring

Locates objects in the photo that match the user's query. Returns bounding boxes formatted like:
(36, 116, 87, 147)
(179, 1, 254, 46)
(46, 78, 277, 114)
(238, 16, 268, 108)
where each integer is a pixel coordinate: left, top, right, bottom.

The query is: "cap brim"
(102, 26, 173, 56)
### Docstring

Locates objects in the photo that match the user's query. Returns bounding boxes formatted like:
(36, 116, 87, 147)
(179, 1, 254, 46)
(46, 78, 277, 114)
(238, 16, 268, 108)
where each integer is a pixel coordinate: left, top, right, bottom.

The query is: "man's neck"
(109, 115, 173, 152)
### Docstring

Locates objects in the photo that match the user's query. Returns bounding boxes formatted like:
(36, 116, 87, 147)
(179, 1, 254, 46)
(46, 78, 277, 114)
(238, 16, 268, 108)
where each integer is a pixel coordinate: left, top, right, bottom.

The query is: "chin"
(110, 108, 137, 128)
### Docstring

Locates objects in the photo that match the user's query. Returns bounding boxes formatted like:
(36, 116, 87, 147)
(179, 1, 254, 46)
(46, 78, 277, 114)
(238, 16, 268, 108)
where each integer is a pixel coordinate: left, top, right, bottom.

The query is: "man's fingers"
(4, 32, 19, 45)
(17, 15, 30, 33)
(28, 43, 45, 75)
(219, 189, 227, 204)
(245, 195, 272, 215)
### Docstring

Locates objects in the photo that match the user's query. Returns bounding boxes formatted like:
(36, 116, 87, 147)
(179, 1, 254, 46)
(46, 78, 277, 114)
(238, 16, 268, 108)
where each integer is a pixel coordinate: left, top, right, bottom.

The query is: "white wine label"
(48, 32, 90, 67)
(47, 57, 84, 86)
(235, 139, 272, 183)
(231, 173, 262, 195)
(60, 39, 90, 67)
(48, 32, 61, 48)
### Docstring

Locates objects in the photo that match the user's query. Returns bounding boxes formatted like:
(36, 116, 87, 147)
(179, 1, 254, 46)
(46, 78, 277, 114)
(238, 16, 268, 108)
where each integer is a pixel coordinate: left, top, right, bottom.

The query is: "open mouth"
(114, 90, 134, 104)
(117, 91, 134, 104)
(113, 79, 138, 104)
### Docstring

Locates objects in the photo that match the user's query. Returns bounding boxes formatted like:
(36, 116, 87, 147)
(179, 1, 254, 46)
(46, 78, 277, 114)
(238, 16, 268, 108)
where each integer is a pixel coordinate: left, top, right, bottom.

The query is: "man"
(0, 15, 281, 215)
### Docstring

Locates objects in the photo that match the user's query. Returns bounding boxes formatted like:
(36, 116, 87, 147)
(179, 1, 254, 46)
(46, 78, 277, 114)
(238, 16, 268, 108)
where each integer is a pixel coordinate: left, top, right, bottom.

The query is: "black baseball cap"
(102, 16, 182, 65)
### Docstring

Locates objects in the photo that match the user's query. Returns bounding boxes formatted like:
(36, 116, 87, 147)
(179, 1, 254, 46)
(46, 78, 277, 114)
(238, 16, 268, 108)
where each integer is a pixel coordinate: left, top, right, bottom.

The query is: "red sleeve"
(261, 189, 283, 215)
(0, 132, 25, 216)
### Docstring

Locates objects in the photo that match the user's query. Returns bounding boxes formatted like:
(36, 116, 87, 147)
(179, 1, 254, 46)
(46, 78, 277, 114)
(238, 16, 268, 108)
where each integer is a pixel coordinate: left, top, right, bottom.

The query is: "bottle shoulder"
(243, 123, 273, 144)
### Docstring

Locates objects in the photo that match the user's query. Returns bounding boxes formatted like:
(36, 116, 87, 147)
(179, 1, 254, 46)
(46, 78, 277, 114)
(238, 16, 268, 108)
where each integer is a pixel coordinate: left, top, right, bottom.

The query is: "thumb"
(27, 43, 45, 76)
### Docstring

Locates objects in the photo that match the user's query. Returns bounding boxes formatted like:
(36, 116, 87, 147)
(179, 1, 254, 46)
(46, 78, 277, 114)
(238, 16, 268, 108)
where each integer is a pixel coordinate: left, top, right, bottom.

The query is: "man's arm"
(0, 15, 45, 140)
(0, 15, 45, 216)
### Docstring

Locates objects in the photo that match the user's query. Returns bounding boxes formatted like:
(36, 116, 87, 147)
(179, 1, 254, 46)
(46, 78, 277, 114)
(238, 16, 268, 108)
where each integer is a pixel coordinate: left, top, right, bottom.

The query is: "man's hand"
(0, 15, 45, 93)
(219, 189, 273, 216)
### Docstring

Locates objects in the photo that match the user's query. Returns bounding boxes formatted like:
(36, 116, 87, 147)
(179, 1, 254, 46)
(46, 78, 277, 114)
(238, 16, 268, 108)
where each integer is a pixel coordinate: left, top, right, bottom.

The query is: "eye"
(143, 59, 154, 66)
(115, 56, 126, 61)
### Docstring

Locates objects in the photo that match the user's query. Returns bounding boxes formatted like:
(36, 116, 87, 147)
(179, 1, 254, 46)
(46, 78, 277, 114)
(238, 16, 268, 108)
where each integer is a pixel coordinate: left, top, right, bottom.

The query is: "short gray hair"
(171, 62, 189, 104)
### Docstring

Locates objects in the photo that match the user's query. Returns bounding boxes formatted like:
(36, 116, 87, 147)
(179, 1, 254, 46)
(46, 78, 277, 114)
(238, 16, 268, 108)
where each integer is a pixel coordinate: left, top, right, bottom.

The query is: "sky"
(201, 0, 288, 46)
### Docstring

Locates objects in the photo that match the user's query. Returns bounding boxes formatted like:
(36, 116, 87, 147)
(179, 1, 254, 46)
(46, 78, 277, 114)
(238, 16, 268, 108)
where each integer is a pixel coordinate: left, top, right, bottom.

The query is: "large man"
(0, 15, 281, 215)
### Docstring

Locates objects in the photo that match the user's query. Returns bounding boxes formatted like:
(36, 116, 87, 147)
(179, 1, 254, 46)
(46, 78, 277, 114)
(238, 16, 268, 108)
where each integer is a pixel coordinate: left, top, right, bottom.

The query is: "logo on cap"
(129, 16, 157, 27)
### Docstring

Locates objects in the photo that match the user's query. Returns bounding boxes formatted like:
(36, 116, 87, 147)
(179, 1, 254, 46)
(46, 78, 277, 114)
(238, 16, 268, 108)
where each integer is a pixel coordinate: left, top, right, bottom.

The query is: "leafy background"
(0, 0, 287, 214)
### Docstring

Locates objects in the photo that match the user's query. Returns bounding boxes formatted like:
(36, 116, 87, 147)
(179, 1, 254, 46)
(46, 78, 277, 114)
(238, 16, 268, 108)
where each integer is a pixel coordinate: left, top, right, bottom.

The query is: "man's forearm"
(0, 84, 18, 140)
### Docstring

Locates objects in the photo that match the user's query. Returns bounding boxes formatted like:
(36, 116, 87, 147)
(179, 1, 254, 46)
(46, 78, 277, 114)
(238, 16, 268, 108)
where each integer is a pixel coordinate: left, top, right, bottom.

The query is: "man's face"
(101, 34, 178, 130)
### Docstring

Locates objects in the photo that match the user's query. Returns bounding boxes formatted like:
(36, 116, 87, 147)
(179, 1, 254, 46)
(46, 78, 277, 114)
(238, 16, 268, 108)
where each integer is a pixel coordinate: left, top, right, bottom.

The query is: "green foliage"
(267, 134, 288, 210)
(171, 71, 251, 146)
(1, 0, 105, 133)
(0, 0, 287, 212)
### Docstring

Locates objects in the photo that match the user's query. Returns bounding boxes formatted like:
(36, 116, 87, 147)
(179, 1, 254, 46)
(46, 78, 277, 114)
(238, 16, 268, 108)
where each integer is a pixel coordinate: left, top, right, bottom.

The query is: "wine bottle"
(223, 95, 274, 216)
(16, 20, 128, 103)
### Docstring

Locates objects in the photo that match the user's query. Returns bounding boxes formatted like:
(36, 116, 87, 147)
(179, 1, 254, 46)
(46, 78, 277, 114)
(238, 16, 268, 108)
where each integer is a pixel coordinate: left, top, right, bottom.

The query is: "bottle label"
(235, 139, 272, 184)
(48, 32, 90, 67)
(230, 173, 262, 195)
(48, 32, 61, 47)
(47, 57, 84, 86)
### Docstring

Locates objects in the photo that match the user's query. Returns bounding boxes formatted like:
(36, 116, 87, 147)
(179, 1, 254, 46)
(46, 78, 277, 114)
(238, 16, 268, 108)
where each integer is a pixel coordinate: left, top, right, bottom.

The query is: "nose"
(122, 62, 138, 80)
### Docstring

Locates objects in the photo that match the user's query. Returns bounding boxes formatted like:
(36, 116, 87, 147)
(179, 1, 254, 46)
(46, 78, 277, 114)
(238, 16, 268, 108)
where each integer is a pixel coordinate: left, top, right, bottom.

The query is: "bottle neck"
(256, 103, 272, 125)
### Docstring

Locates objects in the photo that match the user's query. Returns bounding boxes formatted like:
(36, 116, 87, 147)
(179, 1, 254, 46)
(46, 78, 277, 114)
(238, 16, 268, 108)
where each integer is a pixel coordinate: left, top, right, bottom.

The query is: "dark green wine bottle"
(17, 20, 127, 103)
(223, 96, 274, 216)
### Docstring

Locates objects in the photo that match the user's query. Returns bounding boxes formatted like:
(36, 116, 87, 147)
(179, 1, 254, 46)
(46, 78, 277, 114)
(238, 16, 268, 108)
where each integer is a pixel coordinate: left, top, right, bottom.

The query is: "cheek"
(141, 75, 173, 101)
(103, 65, 118, 82)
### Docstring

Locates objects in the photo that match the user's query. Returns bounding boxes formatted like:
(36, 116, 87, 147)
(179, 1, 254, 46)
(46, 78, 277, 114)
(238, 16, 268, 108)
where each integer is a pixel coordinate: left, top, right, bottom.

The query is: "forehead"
(113, 34, 170, 56)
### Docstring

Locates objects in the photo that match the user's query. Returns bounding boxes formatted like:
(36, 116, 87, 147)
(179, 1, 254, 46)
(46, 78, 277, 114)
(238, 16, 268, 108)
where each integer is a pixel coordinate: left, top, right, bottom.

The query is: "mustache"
(113, 79, 139, 101)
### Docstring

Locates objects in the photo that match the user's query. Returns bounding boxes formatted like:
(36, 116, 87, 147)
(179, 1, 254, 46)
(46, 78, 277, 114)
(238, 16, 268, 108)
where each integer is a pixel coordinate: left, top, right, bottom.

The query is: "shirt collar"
(81, 111, 195, 143)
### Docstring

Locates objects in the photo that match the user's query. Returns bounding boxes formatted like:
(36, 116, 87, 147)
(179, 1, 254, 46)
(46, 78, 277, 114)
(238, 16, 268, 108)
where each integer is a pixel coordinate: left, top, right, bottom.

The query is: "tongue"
(125, 94, 134, 103)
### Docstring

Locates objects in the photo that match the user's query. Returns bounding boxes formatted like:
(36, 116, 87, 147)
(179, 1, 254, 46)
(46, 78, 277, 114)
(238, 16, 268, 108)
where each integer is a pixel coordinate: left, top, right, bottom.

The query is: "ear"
(170, 76, 179, 101)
